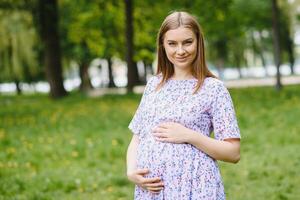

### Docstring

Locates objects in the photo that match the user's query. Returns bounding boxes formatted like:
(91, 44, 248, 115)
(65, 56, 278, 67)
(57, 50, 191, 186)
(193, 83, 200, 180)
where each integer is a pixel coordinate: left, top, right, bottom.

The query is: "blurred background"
(0, 0, 300, 199)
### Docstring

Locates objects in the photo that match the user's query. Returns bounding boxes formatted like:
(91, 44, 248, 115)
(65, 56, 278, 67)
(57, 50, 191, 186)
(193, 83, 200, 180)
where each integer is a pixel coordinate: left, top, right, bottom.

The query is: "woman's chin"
(173, 62, 192, 70)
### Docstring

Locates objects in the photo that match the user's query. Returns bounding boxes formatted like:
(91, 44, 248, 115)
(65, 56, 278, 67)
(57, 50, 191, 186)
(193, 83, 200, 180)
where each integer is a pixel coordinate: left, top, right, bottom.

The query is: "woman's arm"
(152, 122, 240, 163)
(126, 134, 139, 175)
(126, 135, 164, 193)
(185, 129, 240, 163)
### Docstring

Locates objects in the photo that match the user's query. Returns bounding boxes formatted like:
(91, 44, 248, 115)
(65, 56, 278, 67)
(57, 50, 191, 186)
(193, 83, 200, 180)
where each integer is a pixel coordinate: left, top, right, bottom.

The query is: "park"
(0, 0, 300, 199)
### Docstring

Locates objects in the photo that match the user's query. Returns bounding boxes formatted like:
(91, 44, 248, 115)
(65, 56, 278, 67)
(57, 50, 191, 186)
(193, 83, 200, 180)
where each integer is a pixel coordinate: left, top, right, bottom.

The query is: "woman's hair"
(155, 11, 216, 94)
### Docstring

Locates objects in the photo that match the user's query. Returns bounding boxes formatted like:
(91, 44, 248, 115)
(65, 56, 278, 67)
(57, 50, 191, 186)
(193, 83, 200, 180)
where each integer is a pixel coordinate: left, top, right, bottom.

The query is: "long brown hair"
(156, 11, 216, 94)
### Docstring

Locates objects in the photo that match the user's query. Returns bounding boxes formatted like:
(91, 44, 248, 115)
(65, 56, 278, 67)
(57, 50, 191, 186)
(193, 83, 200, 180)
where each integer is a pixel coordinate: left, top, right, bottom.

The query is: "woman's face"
(163, 27, 197, 71)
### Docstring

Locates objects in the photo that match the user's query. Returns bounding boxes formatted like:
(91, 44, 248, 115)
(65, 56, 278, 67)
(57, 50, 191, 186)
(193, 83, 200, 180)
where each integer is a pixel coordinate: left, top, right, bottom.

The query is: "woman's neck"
(171, 69, 194, 80)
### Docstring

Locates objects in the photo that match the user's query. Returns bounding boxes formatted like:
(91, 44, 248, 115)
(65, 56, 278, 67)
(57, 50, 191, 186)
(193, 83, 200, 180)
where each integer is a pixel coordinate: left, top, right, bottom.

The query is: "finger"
(152, 132, 168, 138)
(144, 181, 164, 188)
(141, 177, 161, 184)
(136, 168, 149, 175)
(147, 186, 164, 192)
(155, 137, 170, 143)
(152, 127, 166, 133)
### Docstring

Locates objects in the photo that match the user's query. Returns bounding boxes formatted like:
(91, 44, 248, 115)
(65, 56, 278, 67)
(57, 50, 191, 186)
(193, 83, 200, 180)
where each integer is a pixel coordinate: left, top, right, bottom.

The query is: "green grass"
(0, 85, 300, 200)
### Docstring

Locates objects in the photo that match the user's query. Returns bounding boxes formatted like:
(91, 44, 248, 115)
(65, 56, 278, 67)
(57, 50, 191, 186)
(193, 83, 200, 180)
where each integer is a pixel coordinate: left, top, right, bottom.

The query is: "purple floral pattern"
(128, 75, 241, 200)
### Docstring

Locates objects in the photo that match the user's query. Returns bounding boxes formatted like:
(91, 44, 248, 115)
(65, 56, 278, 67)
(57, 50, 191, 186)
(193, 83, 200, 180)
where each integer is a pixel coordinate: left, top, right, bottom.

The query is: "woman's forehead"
(164, 27, 195, 41)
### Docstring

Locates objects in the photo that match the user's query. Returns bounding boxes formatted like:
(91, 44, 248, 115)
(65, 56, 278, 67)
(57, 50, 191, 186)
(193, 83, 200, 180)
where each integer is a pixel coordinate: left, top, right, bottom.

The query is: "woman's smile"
(175, 56, 189, 62)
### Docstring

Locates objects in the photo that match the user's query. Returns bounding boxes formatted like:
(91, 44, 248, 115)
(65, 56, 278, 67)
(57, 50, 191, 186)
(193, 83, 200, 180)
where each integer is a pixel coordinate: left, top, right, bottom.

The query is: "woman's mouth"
(175, 56, 188, 62)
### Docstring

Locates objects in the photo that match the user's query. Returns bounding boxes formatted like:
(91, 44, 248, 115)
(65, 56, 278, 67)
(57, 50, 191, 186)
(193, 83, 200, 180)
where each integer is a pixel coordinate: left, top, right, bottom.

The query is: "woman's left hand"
(152, 122, 190, 144)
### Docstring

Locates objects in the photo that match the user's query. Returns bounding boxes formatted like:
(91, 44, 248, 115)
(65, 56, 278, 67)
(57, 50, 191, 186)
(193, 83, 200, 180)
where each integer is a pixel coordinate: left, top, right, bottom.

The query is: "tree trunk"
(215, 39, 227, 80)
(79, 62, 93, 92)
(107, 58, 116, 88)
(216, 58, 225, 80)
(140, 61, 148, 84)
(133, 61, 141, 85)
(258, 31, 268, 77)
(14, 79, 21, 95)
(250, 32, 258, 67)
(38, 0, 67, 98)
(234, 54, 243, 79)
(125, 0, 139, 93)
(271, 0, 282, 90)
(259, 52, 268, 76)
(286, 33, 295, 75)
(147, 62, 154, 75)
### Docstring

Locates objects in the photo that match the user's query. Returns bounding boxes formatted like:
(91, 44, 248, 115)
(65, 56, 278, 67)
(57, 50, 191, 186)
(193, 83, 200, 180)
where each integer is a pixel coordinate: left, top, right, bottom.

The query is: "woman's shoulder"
(203, 77, 229, 94)
(144, 74, 161, 94)
(146, 74, 162, 86)
(204, 77, 225, 88)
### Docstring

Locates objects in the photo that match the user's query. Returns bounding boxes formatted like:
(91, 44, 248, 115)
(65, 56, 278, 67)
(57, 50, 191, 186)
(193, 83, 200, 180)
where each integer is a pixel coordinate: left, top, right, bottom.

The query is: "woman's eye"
(184, 41, 193, 45)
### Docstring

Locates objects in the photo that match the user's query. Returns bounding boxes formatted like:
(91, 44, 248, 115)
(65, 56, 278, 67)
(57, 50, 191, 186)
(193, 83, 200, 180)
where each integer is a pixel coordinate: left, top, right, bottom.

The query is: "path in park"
(88, 75, 300, 97)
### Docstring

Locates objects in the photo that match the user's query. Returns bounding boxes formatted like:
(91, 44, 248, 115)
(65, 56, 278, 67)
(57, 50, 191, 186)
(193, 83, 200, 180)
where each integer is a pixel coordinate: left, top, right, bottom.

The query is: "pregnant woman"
(126, 11, 241, 200)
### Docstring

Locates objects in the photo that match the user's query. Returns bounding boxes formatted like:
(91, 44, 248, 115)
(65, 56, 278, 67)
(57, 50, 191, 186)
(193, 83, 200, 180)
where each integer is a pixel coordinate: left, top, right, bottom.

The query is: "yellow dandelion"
(6, 147, 16, 154)
(92, 183, 98, 189)
(112, 139, 118, 146)
(27, 143, 33, 149)
(70, 139, 77, 145)
(71, 151, 78, 157)
(0, 129, 6, 140)
(78, 187, 84, 193)
(106, 186, 113, 192)
(25, 162, 32, 168)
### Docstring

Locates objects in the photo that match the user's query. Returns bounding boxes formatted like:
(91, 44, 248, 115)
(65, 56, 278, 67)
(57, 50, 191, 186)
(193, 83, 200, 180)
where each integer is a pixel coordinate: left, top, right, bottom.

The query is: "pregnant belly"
(136, 138, 213, 179)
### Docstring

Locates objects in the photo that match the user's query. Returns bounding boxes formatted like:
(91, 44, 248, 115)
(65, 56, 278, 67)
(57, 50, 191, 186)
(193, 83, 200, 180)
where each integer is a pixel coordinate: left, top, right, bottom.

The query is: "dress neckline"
(167, 78, 198, 82)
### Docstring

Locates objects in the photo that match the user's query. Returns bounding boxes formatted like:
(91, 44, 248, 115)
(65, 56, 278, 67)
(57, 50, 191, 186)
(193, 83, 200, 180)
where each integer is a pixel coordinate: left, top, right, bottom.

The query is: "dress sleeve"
(210, 82, 241, 141)
(128, 77, 155, 136)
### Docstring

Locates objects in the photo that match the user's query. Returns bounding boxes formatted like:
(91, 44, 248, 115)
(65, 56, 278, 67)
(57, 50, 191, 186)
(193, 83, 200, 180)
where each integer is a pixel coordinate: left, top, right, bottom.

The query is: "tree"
(278, 1, 295, 75)
(134, 0, 166, 83)
(0, 8, 42, 94)
(125, 0, 139, 93)
(60, 0, 102, 92)
(0, 0, 44, 94)
(97, 0, 125, 88)
(271, 0, 282, 90)
(38, 0, 67, 98)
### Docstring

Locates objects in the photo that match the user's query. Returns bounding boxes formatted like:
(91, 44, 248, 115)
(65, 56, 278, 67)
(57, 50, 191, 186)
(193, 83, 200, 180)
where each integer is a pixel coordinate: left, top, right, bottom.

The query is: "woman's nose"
(176, 46, 186, 55)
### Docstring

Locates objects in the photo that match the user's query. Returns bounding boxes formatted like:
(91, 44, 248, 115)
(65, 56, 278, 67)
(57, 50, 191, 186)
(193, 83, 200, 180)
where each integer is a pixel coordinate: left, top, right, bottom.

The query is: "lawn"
(0, 85, 299, 200)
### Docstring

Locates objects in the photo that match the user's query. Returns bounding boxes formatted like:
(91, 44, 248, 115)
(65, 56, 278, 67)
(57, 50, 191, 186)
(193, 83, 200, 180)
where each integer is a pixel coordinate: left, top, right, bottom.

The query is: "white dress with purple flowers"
(128, 75, 241, 200)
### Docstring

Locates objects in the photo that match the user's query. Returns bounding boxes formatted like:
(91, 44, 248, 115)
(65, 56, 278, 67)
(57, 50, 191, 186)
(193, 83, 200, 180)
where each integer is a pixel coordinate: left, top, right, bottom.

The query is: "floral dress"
(128, 75, 241, 200)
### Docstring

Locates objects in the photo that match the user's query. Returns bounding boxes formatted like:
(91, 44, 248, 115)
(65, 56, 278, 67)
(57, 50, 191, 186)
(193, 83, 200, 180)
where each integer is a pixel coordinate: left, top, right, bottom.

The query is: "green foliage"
(60, 0, 105, 64)
(60, 0, 125, 68)
(1, 85, 300, 199)
(0, 9, 42, 83)
(133, 0, 165, 63)
(0, 0, 298, 88)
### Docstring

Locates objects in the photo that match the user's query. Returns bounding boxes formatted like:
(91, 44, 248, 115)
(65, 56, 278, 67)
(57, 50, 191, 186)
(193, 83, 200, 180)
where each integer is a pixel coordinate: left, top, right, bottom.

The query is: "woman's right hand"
(127, 168, 164, 194)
